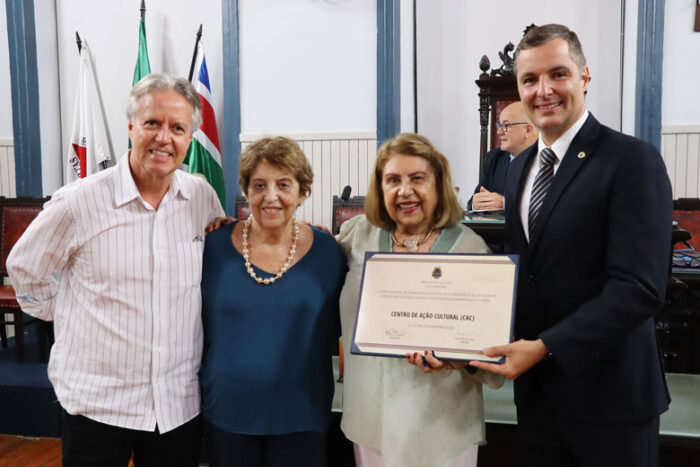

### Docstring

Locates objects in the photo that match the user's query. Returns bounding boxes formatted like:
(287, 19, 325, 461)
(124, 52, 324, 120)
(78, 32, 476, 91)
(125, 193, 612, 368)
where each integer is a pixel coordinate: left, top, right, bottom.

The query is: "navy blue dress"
(199, 222, 346, 435)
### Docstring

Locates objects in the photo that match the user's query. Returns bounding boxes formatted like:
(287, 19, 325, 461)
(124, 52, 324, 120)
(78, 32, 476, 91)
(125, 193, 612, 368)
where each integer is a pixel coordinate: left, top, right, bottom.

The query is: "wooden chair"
(658, 198, 700, 373)
(332, 195, 366, 235)
(0, 196, 52, 363)
(332, 194, 366, 382)
(234, 195, 251, 220)
(673, 198, 700, 249)
(235, 193, 365, 235)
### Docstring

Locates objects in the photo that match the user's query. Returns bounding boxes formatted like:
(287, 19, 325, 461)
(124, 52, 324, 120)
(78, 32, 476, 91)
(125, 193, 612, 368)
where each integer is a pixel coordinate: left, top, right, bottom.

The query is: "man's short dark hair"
(514, 24, 587, 75)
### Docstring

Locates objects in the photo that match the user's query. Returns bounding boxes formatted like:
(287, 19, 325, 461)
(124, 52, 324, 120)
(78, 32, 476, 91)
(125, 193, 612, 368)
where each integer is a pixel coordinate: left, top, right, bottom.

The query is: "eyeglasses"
(496, 122, 528, 132)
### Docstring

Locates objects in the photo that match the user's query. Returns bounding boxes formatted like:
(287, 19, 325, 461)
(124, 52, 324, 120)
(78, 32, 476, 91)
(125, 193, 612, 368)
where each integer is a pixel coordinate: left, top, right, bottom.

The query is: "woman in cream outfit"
(337, 133, 503, 467)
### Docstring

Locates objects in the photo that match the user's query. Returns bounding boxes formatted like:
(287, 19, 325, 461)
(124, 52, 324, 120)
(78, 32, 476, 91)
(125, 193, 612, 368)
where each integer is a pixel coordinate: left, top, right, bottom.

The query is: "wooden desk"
(463, 212, 505, 247)
(672, 267, 700, 289)
(660, 268, 700, 374)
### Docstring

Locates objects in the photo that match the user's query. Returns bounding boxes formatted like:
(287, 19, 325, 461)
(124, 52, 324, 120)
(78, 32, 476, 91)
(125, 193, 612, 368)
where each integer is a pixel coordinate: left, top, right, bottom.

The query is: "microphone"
(335, 185, 352, 234)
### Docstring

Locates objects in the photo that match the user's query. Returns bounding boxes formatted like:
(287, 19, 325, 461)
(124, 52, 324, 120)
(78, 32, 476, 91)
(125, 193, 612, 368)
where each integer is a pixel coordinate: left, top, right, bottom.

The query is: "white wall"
(621, 0, 638, 136)
(8, 1, 699, 201)
(238, 0, 376, 134)
(55, 0, 224, 182)
(662, 0, 700, 125)
(414, 0, 623, 203)
(0, 6, 14, 139)
(35, 0, 63, 194)
(400, 0, 415, 133)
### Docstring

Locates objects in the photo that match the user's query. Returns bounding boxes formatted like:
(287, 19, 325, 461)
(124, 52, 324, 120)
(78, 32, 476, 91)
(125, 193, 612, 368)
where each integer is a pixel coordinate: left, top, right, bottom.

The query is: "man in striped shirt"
(8, 73, 224, 466)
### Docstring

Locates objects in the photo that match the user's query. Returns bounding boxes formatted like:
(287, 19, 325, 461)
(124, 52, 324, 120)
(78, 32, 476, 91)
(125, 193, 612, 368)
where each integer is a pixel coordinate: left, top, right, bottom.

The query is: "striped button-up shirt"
(7, 153, 224, 433)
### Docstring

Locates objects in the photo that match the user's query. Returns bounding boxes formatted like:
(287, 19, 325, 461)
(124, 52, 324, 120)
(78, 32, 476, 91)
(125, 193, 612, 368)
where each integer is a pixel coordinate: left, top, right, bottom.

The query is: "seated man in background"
(469, 101, 538, 210)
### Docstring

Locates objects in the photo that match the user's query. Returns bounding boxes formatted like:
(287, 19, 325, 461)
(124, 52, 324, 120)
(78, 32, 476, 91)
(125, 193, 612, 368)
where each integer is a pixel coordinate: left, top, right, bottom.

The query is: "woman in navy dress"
(199, 136, 346, 467)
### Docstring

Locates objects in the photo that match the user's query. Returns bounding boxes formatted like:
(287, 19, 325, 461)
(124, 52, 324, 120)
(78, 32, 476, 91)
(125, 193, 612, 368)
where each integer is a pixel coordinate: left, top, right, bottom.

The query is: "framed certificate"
(351, 252, 518, 363)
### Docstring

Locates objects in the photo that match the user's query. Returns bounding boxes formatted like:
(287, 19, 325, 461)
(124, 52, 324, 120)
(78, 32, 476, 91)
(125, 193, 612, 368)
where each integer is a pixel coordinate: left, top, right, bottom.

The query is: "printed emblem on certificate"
(351, 252, 518, 363)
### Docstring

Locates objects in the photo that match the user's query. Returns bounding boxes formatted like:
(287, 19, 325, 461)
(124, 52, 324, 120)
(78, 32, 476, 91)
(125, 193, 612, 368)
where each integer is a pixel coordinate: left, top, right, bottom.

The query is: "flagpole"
(188, 24, 203, 82)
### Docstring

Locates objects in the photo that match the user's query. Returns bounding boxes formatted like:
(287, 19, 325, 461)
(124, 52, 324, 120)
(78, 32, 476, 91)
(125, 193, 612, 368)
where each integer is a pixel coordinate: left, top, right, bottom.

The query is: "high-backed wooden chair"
(332, 196, 365, 235)
(235, 193, 365, 235)
(475, 50, 519, 174)
(234, 195, 251, 220)
(0, 196, 51, 363)
(332, 194, 366, 381)
(475, 25, 535, 173)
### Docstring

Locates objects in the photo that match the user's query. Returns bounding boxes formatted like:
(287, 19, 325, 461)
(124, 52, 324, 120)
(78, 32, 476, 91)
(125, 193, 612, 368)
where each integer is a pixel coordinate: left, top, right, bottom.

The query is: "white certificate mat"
(351, 252, 518, 363)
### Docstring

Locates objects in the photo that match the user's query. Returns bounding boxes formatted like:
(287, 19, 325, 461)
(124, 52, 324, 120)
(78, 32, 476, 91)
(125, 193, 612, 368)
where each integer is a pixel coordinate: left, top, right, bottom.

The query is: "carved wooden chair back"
(0, 196, 51, 363)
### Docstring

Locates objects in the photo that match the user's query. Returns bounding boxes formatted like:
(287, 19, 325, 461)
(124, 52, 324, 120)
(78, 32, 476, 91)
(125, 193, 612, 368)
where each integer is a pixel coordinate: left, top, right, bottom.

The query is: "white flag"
(66, 41, 112, 183)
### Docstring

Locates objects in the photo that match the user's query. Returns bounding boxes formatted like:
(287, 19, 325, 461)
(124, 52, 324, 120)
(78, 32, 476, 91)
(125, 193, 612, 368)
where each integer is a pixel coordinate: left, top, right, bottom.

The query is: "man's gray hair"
(514, 24, 587, 75)
(126, 72, 202, 132)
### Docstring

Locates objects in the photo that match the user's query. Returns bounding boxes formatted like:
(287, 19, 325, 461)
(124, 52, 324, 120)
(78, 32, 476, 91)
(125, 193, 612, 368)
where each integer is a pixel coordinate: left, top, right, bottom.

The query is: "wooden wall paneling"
(321, 140, 332, 228)
(348, 139, 359, 196)
(664, 135, 678, 199)
(358, 139, 370, 195)
(339, 139, 350, 197)
(677, 134, 688, 197)
(687, 134, 700, 199)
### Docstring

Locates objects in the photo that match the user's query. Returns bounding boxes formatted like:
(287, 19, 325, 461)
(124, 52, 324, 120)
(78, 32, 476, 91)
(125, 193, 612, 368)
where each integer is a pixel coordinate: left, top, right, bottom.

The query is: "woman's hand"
(406, 350, 467, 373)
(205, 216, 235, 235)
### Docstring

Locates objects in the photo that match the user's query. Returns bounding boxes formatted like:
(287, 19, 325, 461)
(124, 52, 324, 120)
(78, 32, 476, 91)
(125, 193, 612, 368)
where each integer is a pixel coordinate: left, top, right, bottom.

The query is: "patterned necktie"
(528, 147, 558, 236)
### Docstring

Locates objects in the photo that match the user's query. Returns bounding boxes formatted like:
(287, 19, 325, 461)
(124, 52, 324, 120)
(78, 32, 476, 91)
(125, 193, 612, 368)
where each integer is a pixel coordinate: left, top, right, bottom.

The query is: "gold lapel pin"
(577, 151, 586, 159)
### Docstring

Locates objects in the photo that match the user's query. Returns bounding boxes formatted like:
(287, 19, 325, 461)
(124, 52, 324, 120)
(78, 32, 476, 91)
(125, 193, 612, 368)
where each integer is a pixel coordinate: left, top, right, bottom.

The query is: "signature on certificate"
(455, 331, 475, 345)
(383, 327, 407, 339)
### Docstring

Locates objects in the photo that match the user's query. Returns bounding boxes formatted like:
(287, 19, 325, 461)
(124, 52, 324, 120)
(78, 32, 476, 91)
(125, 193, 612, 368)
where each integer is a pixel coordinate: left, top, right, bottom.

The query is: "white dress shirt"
(7, 153, 224, 433)
(519, 110, 589, 242)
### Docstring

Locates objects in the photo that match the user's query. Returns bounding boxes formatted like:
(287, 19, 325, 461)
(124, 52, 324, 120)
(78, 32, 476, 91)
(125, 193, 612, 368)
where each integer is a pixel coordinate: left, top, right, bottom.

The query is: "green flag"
(130, 17, 151, 148)
(133, 17, 151, 85)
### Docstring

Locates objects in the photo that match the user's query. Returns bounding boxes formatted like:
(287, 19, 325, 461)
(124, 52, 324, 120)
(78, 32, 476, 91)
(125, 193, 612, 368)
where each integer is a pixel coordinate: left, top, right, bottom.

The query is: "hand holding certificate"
(351, 252, 518, 363)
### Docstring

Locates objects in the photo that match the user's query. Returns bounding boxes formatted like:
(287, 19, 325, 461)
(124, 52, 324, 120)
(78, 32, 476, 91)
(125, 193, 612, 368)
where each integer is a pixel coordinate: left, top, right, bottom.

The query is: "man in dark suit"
(470, 24, 671, 466)
(468, 101, 538, 211)
(467, 147, 509, 211)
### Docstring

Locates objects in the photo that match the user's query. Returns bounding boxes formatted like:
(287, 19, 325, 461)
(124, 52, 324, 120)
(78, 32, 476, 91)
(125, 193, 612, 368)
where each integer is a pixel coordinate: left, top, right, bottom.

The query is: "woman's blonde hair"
(365, 133, 463, 231)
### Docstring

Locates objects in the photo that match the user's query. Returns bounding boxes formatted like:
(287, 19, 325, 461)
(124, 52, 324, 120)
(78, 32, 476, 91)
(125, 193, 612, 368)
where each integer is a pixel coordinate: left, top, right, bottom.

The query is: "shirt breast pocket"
(175, 241, 205, 288)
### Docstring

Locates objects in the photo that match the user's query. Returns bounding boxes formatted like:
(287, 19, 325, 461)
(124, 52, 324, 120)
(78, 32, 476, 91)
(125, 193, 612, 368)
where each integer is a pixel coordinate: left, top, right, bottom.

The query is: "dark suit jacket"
(468, 148, 510, 210)
(504, 114, 672, 423)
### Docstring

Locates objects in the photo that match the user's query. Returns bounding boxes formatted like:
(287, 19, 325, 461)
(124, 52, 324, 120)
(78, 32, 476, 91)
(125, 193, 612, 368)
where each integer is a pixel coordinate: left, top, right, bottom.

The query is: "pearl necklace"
(391, 228, 433, 252)
(241, 216, 299, 285)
